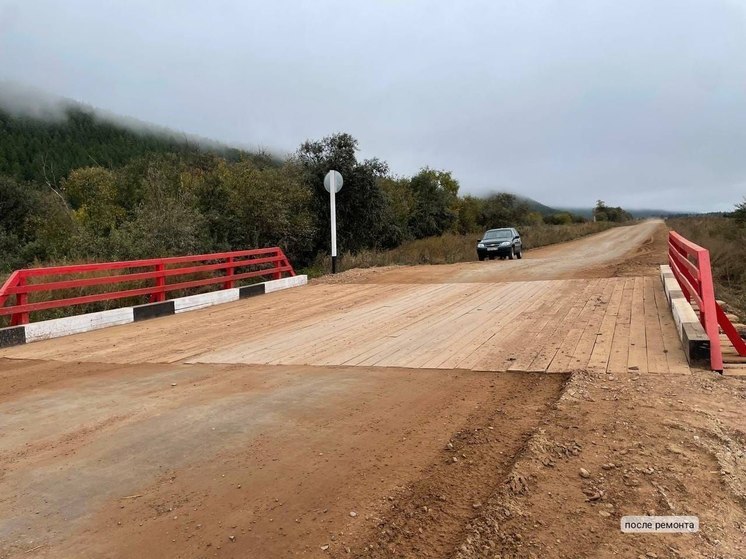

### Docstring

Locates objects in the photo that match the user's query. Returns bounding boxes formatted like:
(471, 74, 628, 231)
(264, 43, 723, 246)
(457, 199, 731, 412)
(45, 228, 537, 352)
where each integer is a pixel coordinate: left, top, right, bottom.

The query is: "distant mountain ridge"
(514, 194, 694, 219)
(514, 195, 559, 216)
(557, 206, 692, 219)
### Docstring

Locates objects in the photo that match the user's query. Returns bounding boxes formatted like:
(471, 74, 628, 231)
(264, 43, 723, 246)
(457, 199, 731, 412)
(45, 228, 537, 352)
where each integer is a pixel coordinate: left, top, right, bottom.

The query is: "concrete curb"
(0, 275, 307, 349)
(659, 265, 709, 365)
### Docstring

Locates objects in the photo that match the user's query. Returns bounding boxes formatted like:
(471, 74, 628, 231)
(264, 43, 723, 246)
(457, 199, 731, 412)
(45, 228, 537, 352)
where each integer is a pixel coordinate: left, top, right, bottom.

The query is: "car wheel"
(478, 255, 485, 261)
(516, 249, 522, 259)
(508, 247, 515, 260)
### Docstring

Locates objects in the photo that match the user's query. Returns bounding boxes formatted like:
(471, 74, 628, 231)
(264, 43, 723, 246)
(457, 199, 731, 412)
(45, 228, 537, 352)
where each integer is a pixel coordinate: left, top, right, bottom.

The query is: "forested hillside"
(0, 105, 256, 184)
(0, 105, 626, 274)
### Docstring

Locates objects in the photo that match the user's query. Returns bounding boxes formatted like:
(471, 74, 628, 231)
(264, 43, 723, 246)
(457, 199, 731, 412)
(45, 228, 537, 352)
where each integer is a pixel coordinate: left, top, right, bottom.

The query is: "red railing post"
(10, 275, 29, 326)
(696, 250, 723, 371)
(273, 250, 282, 280)
(282, 249, 295, 277)
(151, 262, 166, 303)
(224, 256, 235, 289)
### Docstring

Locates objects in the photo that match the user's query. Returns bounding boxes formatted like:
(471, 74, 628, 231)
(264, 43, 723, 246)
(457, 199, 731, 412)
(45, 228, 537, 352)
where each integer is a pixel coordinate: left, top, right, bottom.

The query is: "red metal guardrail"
(0, 247, 295, 326)
(668, 231, 746, 371)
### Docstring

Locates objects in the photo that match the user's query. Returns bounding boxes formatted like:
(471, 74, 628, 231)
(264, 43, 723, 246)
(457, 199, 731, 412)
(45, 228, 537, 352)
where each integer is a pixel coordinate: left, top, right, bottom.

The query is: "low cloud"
(1, 0, 745, 211)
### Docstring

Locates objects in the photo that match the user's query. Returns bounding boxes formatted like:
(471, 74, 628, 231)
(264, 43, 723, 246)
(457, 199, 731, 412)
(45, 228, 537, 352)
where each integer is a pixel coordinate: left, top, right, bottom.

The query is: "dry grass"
(666, 216, 746, 317)
(313, 222, 620, 273)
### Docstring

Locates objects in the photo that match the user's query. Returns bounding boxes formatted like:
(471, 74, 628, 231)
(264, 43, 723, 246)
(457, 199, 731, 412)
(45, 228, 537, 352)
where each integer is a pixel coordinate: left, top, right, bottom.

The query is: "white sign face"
(324, 170, 343, 193)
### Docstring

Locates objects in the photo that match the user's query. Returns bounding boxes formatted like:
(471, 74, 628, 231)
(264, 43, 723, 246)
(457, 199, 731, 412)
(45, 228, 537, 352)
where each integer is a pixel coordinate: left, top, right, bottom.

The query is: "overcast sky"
(1, 0, 746, 211)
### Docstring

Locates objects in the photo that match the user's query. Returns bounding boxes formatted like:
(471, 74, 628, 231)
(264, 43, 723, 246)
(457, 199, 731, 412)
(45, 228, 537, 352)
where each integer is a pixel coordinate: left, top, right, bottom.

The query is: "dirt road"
(0, 362, 564, 558)
(0, 220, 744, 559)
(317, 219, 666, 284)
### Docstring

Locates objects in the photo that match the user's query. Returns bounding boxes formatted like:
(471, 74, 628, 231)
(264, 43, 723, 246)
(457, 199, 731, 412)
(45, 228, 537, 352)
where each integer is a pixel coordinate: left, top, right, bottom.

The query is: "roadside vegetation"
(0, 105, 632, 275)
(312, 221, 620, 273)
(667, 201, 746, 316)
(1, 106, 636, 323)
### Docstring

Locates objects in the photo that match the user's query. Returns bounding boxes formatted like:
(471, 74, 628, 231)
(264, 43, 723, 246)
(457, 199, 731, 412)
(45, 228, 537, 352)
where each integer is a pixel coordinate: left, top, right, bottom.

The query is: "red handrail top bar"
(15, 248, 291, 277)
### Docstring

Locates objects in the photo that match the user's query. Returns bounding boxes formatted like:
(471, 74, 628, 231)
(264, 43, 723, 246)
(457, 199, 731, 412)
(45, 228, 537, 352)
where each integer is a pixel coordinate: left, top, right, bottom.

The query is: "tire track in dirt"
(336, 374, 567, 558)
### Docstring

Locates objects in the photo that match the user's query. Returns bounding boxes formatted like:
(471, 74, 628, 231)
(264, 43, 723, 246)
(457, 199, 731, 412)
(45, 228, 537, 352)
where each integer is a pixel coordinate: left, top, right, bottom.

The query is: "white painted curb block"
(174, 288, 240, 314)
(265, 275, 307, 293)
(659, 265, 709, 365)
(663, 276, 683, 303)
(671, 297, 699, 339)
(25, 307, 135, 343)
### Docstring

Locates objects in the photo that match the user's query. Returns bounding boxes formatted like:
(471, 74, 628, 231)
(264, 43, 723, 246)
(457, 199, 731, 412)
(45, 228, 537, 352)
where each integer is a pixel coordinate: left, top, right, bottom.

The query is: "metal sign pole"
(330, 173, 337, 274)
(324, 170, 343, 275)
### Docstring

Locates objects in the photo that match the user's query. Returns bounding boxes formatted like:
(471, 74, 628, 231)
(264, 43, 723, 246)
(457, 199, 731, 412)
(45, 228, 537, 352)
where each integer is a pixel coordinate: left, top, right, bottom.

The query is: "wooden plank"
(606, 278, 636, 373)
(505, 281, 588, 371)
(545, 325, 585, 373)
(723, 364, 746, 376)
(493, 279, 575, 371)
(351, 283, 484, 367)
(627, 276, 649, 373)
(349, 284, 484, 367)
(721, 355, 746, 363)
(459, 280, 554, 371)
(376, 284, 499, 368)
(441, 281, 550, 370)
(189, 283, 413, 365)
(524, 279, 603, 372)
(278, 283, 453, 365)
(403, 281, 549, 369)
(8, 282, 358, 364)
(313, 283, 460, 366)
(151, 283, 391, 364)
(643, 276, 669, 374)
(651, 277, 691, 374)
(216, 283, 425, 365)
(567, 278, 616, 371)
(418, 283, 518, 369)
(584, 279, 625, 373)
(474, 280, 567, 371)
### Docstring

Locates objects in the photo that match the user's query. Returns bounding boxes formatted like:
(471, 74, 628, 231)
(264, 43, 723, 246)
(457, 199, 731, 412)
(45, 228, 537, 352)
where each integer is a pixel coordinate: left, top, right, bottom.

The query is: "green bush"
(0, 127, 621, 300)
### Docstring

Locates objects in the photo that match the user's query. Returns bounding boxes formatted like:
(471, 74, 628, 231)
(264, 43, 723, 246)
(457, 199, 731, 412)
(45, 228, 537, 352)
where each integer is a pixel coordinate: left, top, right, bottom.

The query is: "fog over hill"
(0, 81, 264, 154)
(0, 81, 714, 217)
(0, 82, 282, 184)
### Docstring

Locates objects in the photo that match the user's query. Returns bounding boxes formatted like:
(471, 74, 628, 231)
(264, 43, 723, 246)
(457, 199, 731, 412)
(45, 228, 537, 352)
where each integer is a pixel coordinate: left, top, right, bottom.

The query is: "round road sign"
(324, 170, 343, 193)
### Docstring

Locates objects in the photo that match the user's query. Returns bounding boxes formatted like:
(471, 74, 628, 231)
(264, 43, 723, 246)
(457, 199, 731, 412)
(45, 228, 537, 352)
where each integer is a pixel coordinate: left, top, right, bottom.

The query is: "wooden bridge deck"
(1, 276, 689, 374)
